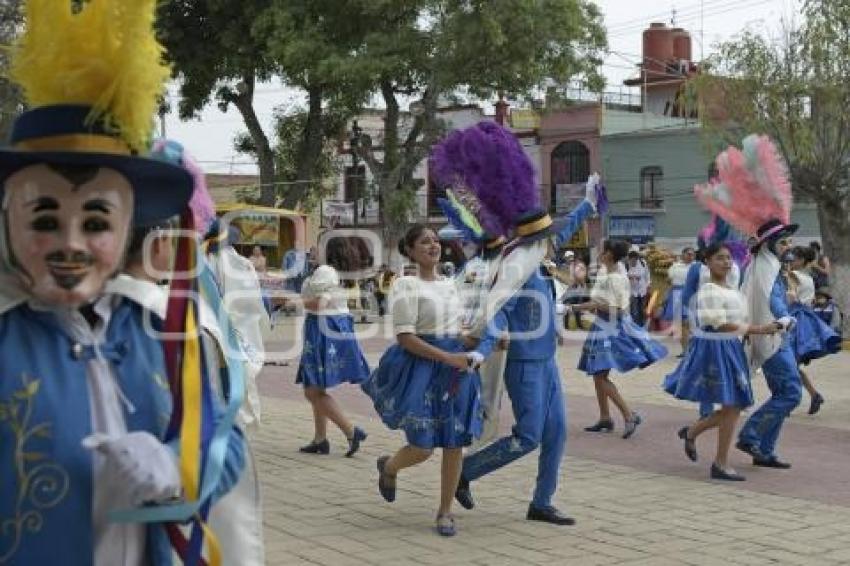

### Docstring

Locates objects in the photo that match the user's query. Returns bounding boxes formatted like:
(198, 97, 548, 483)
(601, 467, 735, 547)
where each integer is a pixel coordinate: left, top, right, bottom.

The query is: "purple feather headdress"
(430, 121, 539, 237)
(698, 214, 750, 269)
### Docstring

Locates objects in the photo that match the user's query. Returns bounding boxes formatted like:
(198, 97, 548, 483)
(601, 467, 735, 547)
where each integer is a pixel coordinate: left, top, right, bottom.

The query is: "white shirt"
(668, 261, 690, 286)
(793, 271, 815, 306)
(696, 282, 747, 328)
(301, 265, 350, 315)
(627, 260, 650, 297)
(391, 276, 463, 336)
(591, 271, 631, 310)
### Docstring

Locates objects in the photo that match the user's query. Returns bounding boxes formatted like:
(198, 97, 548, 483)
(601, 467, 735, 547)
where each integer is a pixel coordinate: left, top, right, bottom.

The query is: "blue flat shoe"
(436, 514, 456, 537)
(346, 427, 367, 458)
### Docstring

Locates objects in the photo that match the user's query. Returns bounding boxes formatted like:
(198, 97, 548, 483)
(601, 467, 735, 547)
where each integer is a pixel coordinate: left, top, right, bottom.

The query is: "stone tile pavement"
(254, 397, 850, 566)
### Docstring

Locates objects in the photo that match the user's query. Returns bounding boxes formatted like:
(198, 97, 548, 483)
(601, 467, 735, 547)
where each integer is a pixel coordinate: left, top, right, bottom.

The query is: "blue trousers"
(462, 358, 566, 508)
(738, 346, 802, 457)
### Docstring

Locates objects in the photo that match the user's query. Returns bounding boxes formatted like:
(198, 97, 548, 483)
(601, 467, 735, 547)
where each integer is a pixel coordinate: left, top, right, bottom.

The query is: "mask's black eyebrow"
(25, 196, 60, 212)
(83, 199, 114, 214)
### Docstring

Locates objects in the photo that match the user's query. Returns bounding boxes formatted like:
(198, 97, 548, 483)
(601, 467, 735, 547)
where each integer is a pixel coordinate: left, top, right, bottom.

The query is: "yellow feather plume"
(11, 0, 170, 152)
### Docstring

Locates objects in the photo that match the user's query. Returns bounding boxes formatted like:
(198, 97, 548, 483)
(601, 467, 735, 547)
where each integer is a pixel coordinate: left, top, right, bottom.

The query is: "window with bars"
(640, 166, 664, 209)
(550, 141, 590, 212)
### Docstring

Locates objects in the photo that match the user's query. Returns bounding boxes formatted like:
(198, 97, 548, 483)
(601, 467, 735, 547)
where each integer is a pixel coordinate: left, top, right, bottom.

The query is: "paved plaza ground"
(252, 318, 850, 565)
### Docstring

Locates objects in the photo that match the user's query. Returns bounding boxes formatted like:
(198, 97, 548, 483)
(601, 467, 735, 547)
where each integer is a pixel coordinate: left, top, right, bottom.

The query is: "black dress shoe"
(753, 455, 791, 469)
(584, 419, 614, 433)
(735, 440, 763, 460)
(299, 439, 330, 454)
(345, 427, 367, 458)
(678, 426, 698, 462)
(622, 414, 642, 439)
(526, 505, 576, 526)
(455, 476, 475, 510)
(377, 456, 396, 502)
(808, 393, 824, 415)
(710, 463, 746, 481)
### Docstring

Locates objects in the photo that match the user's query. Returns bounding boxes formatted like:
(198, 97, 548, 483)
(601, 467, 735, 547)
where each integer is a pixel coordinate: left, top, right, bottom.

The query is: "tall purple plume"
(430, 121, 540, 237)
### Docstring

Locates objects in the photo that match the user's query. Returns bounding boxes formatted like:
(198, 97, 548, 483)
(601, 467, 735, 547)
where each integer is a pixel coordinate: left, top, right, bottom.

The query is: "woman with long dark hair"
(361, 224, 483, 537)
(664, 243, 781, 480)
(573, 239, 667, 439)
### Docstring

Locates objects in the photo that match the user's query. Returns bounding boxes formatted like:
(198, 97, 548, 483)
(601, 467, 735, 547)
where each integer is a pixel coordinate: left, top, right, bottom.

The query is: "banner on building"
(510, 109, 541, 130)
(608, 215, 656, 244)
(322, 201, 355, 225)
(232, 213, 280, 246)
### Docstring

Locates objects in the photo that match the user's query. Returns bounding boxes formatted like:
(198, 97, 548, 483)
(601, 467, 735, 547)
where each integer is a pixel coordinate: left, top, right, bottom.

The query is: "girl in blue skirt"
(297, 264, 370, 456)
(664, 243, 782, 481)
(573, 240, 668, 439)
(785, 246, 841, 414)
(361, 224, 483, 537)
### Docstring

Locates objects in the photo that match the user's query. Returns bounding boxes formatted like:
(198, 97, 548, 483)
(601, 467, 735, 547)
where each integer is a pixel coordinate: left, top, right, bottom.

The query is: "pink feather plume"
(694, 135, 793, 235)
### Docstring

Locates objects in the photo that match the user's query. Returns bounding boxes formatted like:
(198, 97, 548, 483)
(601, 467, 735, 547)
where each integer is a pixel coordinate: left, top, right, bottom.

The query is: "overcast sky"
(166, 0, 801, 175)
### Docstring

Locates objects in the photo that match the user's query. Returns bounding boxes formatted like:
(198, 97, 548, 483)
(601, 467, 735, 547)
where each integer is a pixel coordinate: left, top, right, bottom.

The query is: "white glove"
(466, 351, 485, 371)
(776, 316, 795, 332)
(83, 431, 182, 506)
(585, 172, 600, 210)
(555, 303, 568, 315)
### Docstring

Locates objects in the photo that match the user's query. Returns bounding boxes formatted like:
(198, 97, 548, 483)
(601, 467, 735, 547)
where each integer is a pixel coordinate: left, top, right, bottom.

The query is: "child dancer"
(297, 264, 370, 456)
(361, 225, 483, 537)
(786, 246, 841, 414)
(574, 240, 668, 438)
(664, 243, 782, 481)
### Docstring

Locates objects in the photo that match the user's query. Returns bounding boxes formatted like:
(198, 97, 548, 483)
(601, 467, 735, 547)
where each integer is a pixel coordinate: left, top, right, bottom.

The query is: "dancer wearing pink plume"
(695, 134, 801, 470)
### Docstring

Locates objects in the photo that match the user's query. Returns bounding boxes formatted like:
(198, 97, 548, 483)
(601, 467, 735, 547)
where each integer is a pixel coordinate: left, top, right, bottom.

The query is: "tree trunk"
(281, 84, 324, 210)
(233, 77, 276, 206)
(816, 200, 850, 336)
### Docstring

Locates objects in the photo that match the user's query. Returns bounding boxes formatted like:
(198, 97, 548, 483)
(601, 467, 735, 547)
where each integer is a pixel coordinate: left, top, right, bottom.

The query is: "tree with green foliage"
(234, 105, 344, 211)
(348, 0, 608, 244)
(695, 0, 850, 332)
(156, 0, 279, 205)
(0, 0, 23, 141)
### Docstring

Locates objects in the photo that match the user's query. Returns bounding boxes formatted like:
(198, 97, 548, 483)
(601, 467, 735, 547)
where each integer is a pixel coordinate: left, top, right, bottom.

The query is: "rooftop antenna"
(671, 6, 677, 25)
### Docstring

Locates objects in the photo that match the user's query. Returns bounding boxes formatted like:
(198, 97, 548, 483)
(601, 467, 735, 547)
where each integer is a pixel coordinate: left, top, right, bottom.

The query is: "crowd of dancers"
(291, 126, 844, 537)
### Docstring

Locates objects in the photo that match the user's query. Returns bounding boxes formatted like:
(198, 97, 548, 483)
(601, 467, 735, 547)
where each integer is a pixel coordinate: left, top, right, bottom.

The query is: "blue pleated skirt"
(660, 285, 684, 321)
(361, 336, 482, 449)
(296, 314, 371, 388)
(789, 303, 842, 365)
(578, 313, 668, 375)
(663, 332, 754, 407)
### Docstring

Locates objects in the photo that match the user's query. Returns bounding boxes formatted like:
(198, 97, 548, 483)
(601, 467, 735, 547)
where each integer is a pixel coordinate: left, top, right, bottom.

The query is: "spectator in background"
(813, 287, 843, 338)
(809, 241, 830, 289)
(627, 249, 651, 326)
(564, 259, 590, 330)
(375, 264, 396, 316)
(250, 245, 267, 273)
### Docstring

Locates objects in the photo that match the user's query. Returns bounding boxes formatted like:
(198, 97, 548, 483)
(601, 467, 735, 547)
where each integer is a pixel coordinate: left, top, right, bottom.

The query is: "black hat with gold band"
(481, 233, 507, 260)
(0, 0, 192, 225)
(513, 208, 554, 244)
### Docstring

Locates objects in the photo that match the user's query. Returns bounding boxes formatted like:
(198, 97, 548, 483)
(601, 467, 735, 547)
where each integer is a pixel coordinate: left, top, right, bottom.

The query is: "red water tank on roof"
(643, 22, 674, 76)
(672, 28, 692, 62)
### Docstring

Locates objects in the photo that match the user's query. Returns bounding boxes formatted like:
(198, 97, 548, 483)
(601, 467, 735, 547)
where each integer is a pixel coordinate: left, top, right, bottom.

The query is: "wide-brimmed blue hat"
(0, 104, 193, 225)
(513, 207, 553, 245)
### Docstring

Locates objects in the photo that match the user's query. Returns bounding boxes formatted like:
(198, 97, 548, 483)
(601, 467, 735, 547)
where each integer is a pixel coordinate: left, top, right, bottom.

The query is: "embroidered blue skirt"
(789, 303, 842, 365)
(296, 314, 370, 388)
(578, 313, 668, 375)
(660, 285, 684, 321)
(361, 335, 482, 449)
(663, 332, 754, 407)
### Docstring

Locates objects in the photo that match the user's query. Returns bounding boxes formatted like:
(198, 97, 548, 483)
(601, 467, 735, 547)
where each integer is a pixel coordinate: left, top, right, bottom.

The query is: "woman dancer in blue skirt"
(665, 243, 782, 480)
(362, 224, 483, 537)
(785, 246, 841, 414)
(297, 264, 370, 456)
(573, 239, 668, 438)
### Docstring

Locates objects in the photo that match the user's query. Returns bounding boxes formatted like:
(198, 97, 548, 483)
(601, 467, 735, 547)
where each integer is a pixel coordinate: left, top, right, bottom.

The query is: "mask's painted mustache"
(45, 251, 94, 290)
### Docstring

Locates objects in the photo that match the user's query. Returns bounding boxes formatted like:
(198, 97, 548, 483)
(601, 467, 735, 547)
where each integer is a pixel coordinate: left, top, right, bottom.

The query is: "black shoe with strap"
(377, 456, 397, 502)
(455, 476, 474, 510)
(299, 439, 330, 455)
(678, 426, 698, 462)
(622, 414, 643, 439)
(809, 393, 824, 415)
(345, 427, 367, 458)
(526, 504, 576, 526)
(584, 419, 614, 433)
(710, 463, 746, 481)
